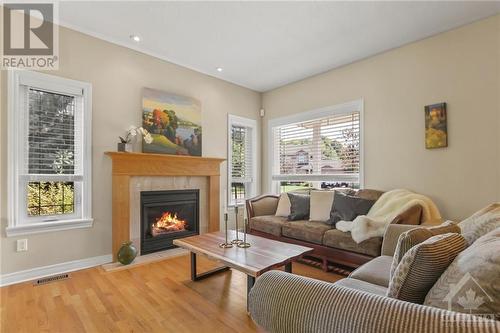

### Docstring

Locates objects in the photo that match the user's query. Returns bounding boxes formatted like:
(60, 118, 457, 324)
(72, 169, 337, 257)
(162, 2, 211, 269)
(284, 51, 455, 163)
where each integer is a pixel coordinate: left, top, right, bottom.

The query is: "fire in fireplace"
(141, 189, 199, 254)
(151, 211, 187, 236)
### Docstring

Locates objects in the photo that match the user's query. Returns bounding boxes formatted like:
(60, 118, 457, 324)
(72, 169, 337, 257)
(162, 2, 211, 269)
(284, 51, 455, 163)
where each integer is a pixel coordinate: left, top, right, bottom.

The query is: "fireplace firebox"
(140, 189, 199, 255)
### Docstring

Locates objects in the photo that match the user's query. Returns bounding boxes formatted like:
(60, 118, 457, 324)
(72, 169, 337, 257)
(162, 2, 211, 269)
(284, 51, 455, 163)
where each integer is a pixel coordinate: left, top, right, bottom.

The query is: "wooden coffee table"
(173, 231, 313, 309)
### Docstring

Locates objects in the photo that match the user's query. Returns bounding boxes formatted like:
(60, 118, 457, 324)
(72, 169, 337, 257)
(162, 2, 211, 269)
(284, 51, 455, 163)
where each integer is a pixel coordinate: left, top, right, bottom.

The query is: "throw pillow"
(387, 233, 467, 304)
(327, 191, 375, 227)
(424, 228, 500, 315)
(458, 203, 500, 245)
(309, 191, 335, 222)
(275, 193, 291, 217)
(287, 193, 310, 221)
(389, 220, 460, 278)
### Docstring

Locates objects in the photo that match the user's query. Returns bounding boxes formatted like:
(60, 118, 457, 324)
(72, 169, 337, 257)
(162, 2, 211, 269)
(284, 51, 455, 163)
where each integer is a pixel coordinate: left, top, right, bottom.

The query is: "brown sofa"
(246, 189, 425, 269)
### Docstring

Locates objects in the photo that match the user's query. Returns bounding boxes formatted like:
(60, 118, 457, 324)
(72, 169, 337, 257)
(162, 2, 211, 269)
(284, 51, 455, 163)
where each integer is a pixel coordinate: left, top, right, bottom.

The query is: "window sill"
(5, 218, 94, 237)
(227, 203, 246, 208)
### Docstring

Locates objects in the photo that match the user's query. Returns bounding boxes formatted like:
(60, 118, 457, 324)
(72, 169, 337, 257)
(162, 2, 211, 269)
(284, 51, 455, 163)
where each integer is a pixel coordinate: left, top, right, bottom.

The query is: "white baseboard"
(0, 254, 112, 287)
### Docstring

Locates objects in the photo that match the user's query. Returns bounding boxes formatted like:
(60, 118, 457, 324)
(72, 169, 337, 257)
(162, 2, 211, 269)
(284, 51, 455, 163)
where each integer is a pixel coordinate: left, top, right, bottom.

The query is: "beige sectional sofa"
(249, 223, 500, 333)
(246, 189, 424, 269)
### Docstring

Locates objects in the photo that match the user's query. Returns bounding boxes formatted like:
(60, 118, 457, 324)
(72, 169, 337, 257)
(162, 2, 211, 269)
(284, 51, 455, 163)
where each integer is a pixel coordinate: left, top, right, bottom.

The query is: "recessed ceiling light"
(130, 35, 141, 42)
(216, 67, 223, 72)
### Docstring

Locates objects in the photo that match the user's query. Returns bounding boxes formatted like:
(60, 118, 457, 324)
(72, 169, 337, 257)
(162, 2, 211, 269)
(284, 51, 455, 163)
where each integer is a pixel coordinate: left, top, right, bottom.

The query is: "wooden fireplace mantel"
(105, 152, 225, 261)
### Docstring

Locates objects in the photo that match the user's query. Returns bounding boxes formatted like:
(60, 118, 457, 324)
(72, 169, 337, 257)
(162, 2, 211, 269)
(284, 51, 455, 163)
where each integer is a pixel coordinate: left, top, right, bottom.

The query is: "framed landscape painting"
(142, 88, 202, 156)
(425, 102, 447, 149)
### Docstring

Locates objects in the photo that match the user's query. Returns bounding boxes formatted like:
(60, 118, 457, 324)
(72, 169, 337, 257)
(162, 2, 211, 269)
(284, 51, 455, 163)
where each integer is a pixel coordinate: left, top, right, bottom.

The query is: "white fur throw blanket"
(336, 189, 441, 243)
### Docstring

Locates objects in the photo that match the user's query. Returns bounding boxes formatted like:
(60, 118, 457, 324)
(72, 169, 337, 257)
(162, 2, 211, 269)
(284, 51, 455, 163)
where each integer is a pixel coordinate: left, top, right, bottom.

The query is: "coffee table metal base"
(189, 252, 293, 311)
(190, 252, 230, 281)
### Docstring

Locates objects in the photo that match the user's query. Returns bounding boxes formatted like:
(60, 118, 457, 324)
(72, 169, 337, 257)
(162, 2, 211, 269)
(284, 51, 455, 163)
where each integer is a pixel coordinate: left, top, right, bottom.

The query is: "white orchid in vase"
(120, 126, 153, 144)
(118, 126, 153, 152)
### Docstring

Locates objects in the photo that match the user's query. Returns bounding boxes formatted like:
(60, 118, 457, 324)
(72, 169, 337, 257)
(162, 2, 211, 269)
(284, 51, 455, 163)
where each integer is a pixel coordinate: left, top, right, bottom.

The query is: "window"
(268, 100, 363, 193)
(228, 115, 257, 206)
(7, 70, 93, 236)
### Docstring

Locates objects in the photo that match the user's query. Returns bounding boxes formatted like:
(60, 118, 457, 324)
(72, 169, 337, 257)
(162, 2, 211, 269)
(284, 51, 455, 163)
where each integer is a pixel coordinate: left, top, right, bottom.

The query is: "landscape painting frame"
(425, 102, 448, 149)
(142, 88, 202, 156)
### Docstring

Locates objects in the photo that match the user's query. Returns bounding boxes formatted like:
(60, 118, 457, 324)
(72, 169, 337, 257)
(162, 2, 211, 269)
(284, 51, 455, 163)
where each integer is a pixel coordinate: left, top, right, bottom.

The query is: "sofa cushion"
(387, 233, 467, 304)
(287, 193, 310, 221)
(356, 189, 384, 201)
(251, 196, 279, 217)
(275, 193, 291, 217)
(389, 204, 423, 226)
(424, 228, 500, 315)
(458, 203, 500, 245)
(390, 221, 460, 278)
(322, 229, 382, 257)
(381, 224, 421, 257)
(334, 278, 387, 296)
(328, 192, 376, 227)
(282, 220, 331, 244)
(349, 255, 393, 287)
(309, 190, 335, 222)
(250, 215, 287, 236)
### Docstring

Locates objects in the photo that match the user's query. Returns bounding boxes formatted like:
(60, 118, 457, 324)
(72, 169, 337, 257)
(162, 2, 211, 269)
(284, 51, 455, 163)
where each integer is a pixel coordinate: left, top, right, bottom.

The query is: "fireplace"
(140, 189, 199, 254)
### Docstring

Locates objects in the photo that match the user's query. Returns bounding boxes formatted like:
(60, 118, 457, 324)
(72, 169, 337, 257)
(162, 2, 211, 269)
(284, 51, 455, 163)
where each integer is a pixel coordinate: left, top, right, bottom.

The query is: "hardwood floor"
(0, 254, 343, 333)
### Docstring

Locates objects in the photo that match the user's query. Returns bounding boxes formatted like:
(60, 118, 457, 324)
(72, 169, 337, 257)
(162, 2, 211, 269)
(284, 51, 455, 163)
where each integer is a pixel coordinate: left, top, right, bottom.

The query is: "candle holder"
(219, 213, 233, 248)
(237, 216, 251, 248)
(231, 205, 243, 245)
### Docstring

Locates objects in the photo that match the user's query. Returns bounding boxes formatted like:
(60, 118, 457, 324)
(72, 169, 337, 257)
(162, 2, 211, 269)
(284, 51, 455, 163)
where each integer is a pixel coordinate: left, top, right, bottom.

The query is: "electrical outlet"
(17, 239, 28, 252)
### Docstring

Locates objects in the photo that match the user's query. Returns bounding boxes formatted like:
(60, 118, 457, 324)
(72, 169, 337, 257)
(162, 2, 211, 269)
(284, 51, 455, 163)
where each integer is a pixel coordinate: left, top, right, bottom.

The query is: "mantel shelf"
(105, 152, 225, 177)
(105, 151, 225, 163)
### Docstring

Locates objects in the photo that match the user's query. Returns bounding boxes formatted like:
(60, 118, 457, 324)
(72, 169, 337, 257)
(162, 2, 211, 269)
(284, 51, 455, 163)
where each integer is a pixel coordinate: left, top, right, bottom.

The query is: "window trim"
(227, 114, 258, 207)
(6, 70, 93, 237)
(267, 99, 364, 193)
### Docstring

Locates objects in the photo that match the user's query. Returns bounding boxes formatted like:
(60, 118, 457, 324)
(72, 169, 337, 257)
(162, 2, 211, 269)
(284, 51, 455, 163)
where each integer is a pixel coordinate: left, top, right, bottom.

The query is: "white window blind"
(27, 89, 81, 177)
(231, 125, 253, 183)
(272, 111, 361, 186)
(228, 115, 257, 206)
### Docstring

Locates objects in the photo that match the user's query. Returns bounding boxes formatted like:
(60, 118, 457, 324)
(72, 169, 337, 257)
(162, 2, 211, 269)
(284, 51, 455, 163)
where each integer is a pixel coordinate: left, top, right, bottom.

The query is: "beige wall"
(1, 14, 498, 276)
(0, 27, 261, 274)
(262, 15, 500, 221)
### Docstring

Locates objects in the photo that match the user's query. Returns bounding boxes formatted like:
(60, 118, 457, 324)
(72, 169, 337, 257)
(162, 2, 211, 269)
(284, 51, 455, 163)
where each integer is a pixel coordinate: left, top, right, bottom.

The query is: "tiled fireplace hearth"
(106, 152, 225, 262)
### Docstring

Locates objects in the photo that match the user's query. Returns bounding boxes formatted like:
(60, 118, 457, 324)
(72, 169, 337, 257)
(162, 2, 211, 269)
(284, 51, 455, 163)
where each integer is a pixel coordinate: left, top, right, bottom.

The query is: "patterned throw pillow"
(424, 228, 500, 315)
(389, 221, 460, 278)
(387, 233, 467, 304)
(458, 203, 500, 245)
(287, 193, 310, 221)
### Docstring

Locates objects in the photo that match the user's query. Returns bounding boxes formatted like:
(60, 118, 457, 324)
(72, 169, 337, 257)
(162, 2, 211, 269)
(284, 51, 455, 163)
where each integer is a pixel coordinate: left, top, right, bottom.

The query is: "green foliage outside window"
(27, 182, 74, 216)
(280, 181, 313, 193)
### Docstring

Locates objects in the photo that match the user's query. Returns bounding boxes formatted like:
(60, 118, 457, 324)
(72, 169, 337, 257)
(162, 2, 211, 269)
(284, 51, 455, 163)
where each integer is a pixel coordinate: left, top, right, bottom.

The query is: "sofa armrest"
(249, 271, 499, 333)
(246, 194, 280, 218)
(390, 204, 423, 225)
(381, 224, 421, 256)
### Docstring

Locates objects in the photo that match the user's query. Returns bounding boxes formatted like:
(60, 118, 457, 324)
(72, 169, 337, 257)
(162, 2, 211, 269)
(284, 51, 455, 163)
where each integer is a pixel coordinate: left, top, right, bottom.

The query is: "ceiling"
(59, 1, 500, 92)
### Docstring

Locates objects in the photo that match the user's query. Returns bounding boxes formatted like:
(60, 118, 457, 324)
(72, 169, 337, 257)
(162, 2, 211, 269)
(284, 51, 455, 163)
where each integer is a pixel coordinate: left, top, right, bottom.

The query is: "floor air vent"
(34, 273, 70, 285)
